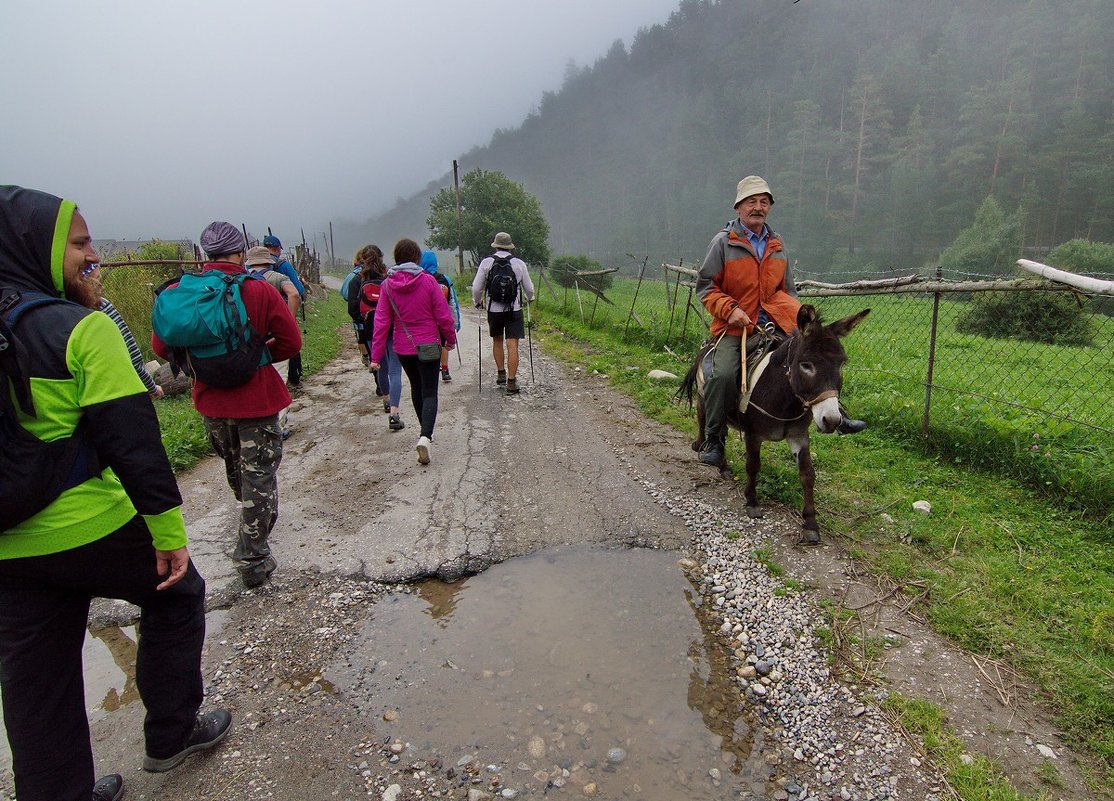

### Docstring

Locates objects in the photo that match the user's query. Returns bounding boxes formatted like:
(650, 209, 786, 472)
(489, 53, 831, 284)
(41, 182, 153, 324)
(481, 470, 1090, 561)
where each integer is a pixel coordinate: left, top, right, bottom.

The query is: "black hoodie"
(0, 186, 187, 553)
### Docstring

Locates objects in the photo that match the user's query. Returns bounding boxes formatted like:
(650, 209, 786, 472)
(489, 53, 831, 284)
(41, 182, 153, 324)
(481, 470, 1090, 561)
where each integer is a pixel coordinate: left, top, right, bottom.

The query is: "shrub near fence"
(533, 265, 1114, 521)
(99, 261, 199, 362)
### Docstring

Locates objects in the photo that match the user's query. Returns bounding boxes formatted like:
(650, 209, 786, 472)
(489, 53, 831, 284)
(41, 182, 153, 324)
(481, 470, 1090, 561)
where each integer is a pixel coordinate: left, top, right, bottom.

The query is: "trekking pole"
(525, 296, 535, 384)
(477, 323, 482, 395)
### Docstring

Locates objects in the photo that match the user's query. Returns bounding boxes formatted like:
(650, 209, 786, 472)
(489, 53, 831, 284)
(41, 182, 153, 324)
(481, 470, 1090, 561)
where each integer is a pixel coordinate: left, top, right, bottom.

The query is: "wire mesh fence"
(533, 262, 1114, 518)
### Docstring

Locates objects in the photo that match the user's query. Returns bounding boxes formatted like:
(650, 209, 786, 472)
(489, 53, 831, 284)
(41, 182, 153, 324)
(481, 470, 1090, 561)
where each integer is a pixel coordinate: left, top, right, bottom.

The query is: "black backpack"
(486, 255, 519, 305)
(0, 290, 101, 531)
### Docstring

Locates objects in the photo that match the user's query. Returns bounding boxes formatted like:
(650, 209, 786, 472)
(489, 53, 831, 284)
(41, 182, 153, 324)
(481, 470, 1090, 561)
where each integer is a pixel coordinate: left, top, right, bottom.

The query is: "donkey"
(678, 305, 869, 544)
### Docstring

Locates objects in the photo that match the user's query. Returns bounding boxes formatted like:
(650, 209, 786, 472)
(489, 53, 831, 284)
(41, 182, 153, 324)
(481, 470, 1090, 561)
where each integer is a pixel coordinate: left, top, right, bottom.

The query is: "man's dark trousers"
(0, 516, 206, 801)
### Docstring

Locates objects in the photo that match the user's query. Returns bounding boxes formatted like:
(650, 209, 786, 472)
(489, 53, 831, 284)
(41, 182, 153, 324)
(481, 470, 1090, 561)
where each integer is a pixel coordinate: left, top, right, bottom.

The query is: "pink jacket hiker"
(370, 264, 457, 363)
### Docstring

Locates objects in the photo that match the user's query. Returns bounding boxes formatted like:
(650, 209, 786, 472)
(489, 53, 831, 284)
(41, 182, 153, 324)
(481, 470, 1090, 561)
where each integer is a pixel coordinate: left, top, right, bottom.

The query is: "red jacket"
(697, 224, 800, 338)
(152, 262, 302, 418)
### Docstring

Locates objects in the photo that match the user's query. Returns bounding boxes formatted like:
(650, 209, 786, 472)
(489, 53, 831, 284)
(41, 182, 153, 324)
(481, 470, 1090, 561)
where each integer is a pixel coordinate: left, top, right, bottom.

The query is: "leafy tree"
(938, 196, 1020, 276)
(426, 169, 551, 269)
(549, 254, 613, 291)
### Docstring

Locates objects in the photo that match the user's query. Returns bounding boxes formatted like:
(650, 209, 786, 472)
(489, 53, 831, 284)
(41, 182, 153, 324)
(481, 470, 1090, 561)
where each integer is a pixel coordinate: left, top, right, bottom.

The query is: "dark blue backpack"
(0, 290, 100, 531)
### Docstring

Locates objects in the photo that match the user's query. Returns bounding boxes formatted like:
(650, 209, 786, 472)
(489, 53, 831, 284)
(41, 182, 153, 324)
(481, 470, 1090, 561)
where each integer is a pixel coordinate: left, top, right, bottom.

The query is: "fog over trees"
(347, 0, 1113, 277)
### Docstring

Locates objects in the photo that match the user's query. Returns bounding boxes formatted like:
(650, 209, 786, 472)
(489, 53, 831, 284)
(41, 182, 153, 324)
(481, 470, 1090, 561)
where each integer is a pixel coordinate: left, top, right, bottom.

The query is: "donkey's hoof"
(746, 506, 764, 519)
(801, 529, 821, 546)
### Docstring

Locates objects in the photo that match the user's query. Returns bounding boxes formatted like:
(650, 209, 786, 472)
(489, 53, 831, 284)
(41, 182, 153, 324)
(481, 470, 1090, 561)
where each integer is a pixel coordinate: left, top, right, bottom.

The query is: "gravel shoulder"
(14, 308, 1095, 800)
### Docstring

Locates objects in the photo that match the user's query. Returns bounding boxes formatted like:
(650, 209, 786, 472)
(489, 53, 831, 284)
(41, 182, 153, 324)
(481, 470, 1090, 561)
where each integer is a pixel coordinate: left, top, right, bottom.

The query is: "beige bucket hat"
(733, 175, 774, 208)
(491, 232, 516, 251)
(245, 245, 277, 268)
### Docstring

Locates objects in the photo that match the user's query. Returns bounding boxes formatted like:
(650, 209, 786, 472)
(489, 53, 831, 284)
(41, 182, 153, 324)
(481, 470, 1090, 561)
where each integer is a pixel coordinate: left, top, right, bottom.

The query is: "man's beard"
(64, 272, 104, 309)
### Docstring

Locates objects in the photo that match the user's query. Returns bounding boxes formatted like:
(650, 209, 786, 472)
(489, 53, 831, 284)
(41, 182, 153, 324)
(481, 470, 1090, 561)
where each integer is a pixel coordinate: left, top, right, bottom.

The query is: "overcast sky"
(1, 0, 679, 243)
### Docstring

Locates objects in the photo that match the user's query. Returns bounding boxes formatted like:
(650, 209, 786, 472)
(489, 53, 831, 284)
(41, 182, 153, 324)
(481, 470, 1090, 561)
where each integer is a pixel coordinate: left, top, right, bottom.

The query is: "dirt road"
(2, 306, 1093, 800)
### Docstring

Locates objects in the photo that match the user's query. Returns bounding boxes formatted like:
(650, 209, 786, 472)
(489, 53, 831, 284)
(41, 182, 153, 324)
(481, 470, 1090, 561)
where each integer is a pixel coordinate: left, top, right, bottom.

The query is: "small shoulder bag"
(383, 287, 441, 362)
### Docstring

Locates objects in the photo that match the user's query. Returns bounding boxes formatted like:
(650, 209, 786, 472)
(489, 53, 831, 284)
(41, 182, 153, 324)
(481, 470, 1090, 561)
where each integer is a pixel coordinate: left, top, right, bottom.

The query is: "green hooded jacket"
(0, 186, 187, 556)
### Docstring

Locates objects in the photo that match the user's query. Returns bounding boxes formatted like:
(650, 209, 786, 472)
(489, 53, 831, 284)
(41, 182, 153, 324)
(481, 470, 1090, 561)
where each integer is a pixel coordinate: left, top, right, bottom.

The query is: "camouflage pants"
(203, 415, 283, 578)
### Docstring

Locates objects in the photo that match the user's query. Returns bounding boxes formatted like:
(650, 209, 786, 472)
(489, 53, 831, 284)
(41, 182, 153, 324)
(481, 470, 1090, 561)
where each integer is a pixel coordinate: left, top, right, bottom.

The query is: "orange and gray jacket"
(0, 186, 186, 556)
(696, 220, 800, 338)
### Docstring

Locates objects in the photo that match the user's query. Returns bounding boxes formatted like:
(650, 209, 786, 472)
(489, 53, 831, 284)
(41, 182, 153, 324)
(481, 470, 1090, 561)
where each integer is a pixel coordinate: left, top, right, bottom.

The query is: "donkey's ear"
(829, 308, 871, 338)
(797, 304, 819, 335)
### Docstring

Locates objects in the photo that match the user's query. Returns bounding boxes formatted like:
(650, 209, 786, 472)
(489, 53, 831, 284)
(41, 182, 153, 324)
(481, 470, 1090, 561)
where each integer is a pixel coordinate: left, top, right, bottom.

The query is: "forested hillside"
(351, 0, 1113, 276)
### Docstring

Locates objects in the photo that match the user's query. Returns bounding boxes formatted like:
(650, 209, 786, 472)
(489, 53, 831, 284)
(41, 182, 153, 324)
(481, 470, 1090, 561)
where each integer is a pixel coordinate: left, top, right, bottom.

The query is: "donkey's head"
(786, 305, 870, 434)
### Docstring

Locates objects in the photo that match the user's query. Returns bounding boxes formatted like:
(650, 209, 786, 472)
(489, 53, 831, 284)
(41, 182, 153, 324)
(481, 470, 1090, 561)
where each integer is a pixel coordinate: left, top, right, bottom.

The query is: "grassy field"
(154, 292, 350, 471)
(530, 295, 1114, 795)
(536, 276, 1114, 521)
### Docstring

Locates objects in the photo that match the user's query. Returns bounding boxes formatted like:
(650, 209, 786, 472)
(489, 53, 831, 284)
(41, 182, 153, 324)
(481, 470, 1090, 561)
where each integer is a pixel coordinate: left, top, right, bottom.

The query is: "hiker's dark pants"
(398, 354, 441, 440)
(287, 351, 303, 385)
(703, 334, 743, 442)
(0, 516, 206, 801)
(204, 414, 283, 581)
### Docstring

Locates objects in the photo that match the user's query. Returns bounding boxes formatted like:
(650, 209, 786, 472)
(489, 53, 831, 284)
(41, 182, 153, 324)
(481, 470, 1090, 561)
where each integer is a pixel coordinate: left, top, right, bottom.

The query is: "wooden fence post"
(622, 256, 650, 340)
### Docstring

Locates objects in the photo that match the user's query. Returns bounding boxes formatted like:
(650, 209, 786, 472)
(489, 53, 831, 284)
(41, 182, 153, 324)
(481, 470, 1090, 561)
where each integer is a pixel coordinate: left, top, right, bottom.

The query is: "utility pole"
(453, 159, 464, 276)
(329, 221, 336, 272)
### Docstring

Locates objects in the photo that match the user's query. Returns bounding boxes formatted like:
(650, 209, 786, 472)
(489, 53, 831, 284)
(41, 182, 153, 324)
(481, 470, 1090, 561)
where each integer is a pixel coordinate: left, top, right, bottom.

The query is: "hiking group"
(342, 231, 534, 461)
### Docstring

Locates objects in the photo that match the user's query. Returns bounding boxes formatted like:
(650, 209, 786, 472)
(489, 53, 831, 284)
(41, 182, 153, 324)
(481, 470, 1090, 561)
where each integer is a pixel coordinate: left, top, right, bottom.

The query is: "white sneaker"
(416, 436, 431, 465)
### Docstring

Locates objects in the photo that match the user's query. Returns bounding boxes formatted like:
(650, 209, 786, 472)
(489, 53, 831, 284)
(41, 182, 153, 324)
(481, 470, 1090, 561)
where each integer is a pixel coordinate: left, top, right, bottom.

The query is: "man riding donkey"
(695, 175, 866, 467)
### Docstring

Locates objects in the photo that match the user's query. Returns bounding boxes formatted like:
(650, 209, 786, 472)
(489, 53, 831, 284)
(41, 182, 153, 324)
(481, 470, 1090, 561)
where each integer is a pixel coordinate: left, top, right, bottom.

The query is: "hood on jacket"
(385, 263, 431, 296)
(0, 185, 75, 296)
(420, 251, 439, 275)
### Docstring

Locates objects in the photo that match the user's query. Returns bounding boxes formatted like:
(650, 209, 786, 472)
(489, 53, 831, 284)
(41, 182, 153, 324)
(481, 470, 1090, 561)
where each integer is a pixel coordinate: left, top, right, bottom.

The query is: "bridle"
(747, 332, 838, 421)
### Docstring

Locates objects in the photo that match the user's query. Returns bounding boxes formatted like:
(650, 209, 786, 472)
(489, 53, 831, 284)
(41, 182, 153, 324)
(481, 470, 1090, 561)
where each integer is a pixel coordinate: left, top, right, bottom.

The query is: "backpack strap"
(0, 290, 72, 417)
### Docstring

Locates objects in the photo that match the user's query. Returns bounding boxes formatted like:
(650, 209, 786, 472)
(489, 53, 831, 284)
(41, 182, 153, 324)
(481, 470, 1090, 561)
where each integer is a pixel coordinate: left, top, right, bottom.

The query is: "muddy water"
(331, 545, 771, 800)
(0, 610, 227, 778)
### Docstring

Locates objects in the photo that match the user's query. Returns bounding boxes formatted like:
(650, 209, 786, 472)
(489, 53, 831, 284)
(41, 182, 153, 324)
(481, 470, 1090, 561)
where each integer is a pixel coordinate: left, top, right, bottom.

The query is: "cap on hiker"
(733, 175, 774, 208)
(245, 246, 276, 268)
(263, 235, 282, 248)
(491, 232, 515, 251)
(200, 221, 247, 257)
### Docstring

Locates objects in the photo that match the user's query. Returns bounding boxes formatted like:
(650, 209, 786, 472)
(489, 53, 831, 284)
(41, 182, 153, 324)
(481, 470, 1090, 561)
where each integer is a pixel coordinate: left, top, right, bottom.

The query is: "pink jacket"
(370, 264, 457, 363)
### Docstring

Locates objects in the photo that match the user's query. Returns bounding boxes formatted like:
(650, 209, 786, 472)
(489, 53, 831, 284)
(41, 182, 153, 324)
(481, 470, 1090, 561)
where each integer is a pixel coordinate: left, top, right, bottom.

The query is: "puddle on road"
(330, 545, 770, 800)
(0, 610, 228, 777)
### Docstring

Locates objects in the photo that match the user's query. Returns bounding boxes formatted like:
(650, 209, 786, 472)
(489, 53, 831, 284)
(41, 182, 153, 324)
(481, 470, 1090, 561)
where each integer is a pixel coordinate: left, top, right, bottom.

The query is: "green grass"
(531, 299, 1114, 791)
(155, 292, 350, 472)
(883, 693, 1044, 800)
(536, 278, 1114, 520)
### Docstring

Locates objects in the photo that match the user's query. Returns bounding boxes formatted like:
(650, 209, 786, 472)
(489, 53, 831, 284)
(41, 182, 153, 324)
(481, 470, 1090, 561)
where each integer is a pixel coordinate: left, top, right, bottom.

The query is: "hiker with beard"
(0, 186, 231, 801)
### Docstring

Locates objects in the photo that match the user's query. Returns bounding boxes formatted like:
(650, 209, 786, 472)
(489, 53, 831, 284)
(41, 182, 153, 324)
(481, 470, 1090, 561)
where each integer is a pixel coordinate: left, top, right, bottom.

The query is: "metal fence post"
(922, 265, 944, 437)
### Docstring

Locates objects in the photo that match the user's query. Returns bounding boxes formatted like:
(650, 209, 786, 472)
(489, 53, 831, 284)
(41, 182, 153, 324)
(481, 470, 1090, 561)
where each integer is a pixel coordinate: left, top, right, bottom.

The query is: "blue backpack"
(339, 266, 361, 302)
(152, 271, 271, 388)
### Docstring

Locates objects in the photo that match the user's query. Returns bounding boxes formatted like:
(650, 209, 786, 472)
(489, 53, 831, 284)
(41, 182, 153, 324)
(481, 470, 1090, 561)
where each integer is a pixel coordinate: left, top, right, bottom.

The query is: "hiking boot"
(836, 417, 867, 435)
(496, 370, 507, 385)
(505, 377, 520, 395)
(698, 437, 725, 467)
(388, 414, 405, 431)
(416, 436, 431, 465)
(441, 368, 452, 382)
(383, 399, 390, 413)
(281, 427, 291, 441)
(92, 773, 124, 801)
(241, 556, 277, 589)
(142, 709, 233, 773)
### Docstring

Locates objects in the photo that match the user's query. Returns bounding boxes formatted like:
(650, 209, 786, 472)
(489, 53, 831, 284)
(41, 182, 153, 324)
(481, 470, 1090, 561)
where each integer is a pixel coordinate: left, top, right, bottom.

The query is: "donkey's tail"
(675, 340, 714, 407)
